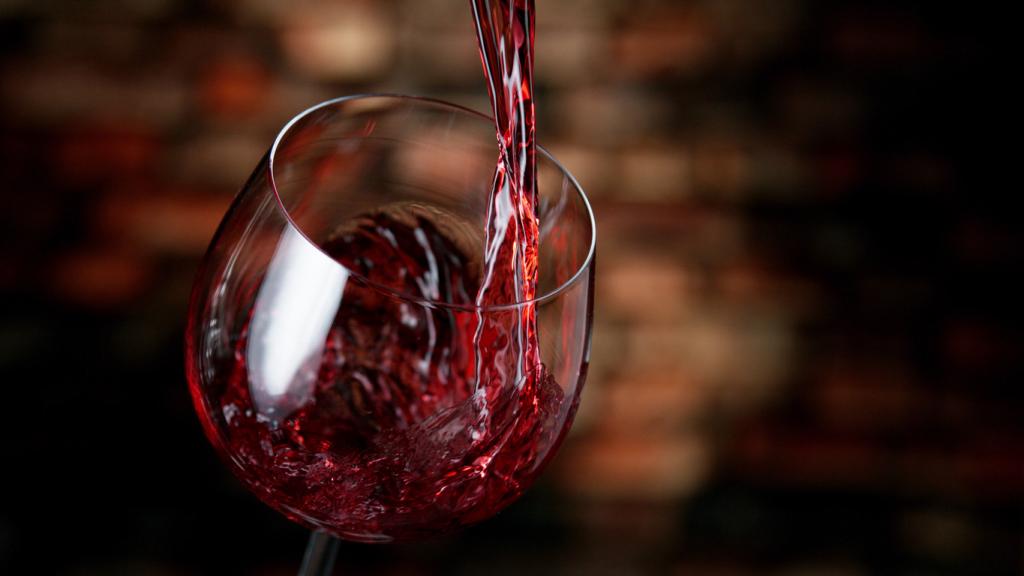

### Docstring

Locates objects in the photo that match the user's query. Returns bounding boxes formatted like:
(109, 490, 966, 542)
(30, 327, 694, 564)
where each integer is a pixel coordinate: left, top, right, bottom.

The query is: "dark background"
(1, 1, 1020, 574)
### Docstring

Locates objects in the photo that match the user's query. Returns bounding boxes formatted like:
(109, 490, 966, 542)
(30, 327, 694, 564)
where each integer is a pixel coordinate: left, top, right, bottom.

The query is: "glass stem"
(297, 530, 340, 576)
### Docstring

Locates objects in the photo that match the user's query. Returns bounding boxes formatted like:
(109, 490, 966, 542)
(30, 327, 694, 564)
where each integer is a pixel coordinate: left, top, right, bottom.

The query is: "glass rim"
(268, 93, 596, 312)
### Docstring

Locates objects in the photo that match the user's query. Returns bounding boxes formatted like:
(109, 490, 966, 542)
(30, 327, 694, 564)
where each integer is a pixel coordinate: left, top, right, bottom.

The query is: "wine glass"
(185, 94, 595, 573)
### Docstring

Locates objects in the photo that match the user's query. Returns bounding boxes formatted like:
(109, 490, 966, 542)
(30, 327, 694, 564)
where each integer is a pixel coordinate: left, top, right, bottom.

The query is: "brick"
(555, 88, 674, 144)
(831, 9, 929, 67)
(599, 256, 693, 322)
(703, 0, 800, 65)
(391, 128, 496, 197)
(557, 433, 712, 500)
(49, 248, 153, 308)
(197, 53, 273, 119)
(582, 318, 626, 392)
(172, 132, 267, 188)
(18, 0, 173, 19)
(778, 80, 863, 141)
(36, 21, 150, 64)
(691, 135, 749, 200)
(899, 509, 980, 564)
(93, 188, 231, 255)
(398, 28, 481, 85)
(599, 368, 709, 434)
(595, 206, 746, 265)
(536, 28, 606, 85)
(626, 311, 794, 416)
(812, 361, 922, 432)
(731, 425, 882, 487)
(543, 143, 614, 201)
(716, 258, 824, 318)
(611, 11, 711, 78)
(539, 0, 615, 28)
(397, 0, 465, 30)
(279, 4, 395, 81)
(55, 121, 161, 184)
(943, 319, 1011, 375)
(746, 143, 807, 199)
(617, 144, 691, 202)
(1, 61, 187, 127)
(267, 81, 333, 124)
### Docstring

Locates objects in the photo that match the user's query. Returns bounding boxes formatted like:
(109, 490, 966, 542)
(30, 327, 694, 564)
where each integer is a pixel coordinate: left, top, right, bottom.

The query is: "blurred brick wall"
(1, 1, 1018, 575)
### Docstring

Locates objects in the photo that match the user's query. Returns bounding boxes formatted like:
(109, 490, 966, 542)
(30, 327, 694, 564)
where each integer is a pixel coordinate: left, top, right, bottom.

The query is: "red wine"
(196, 209, 570, 541)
